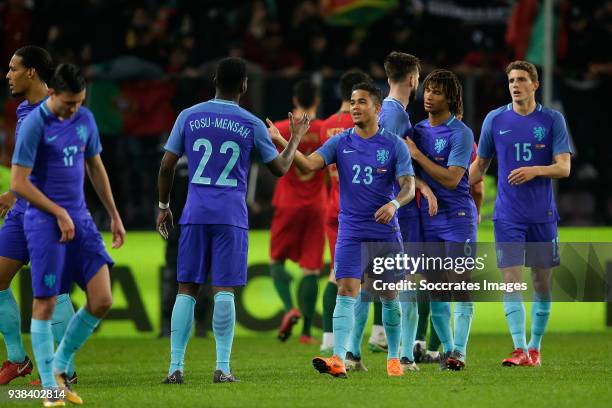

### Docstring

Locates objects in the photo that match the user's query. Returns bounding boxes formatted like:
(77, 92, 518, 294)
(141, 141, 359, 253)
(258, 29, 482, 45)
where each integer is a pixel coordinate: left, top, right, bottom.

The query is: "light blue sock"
(51, 294, 76, 377)
(332, 295, 356, 361)
(53, 307, 100, 374)
(453, 302, 474, 355)
(348, 291, 370, 358)
(528, 292, 551, 351)
(169, 294, 195, 374)
(381, 298, 401, 360)
(30, 319, 56, 388)
(0, 288, 26, 363)
(503, 292, 527, 351)
(430, 301, 453, 353)
(213, 292, 235, 374)
(399, 290, 418, 360)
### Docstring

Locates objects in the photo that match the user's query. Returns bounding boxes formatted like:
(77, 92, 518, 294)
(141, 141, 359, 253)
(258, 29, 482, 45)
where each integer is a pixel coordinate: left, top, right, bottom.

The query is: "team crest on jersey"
(434, 138, 447, 154)
(533, 126, 546, 142)
(376, 149, 389, 165)
(76, 125, 88, 142)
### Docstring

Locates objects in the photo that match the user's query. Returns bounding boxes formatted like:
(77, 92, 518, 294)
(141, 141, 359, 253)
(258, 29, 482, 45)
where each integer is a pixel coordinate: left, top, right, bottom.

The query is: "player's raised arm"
(266, 114, 326, 174)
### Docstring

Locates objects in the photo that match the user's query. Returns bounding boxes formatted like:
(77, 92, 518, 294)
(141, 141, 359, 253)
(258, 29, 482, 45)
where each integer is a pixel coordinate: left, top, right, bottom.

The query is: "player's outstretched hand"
(56, 209, 75, 242)
(375, 202, 397, 224)
(265, 118, 285, 145)
(289, 112, 311, 140)
(508, 166, 538, 185)
(156, 208, 174, 240)
(0, 191, 16, 218)
(419, 184, 438, 216)
(111, 214, 126, 249)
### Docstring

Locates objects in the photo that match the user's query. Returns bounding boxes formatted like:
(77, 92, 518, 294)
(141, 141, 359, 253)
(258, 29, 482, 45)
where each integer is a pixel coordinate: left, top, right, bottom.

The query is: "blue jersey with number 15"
(477, 103, 572, 223)
(164, 98, 278, 228)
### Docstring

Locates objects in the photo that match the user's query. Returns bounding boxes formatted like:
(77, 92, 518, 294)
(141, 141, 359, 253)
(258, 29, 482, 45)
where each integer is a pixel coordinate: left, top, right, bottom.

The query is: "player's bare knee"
(531, 268, 552, 290)
(89, 295, 113, 317)
(32, 297, 57, 320)
(501, 266, 522, 284)
(0, 257, 23, 290)
(178, 282, 199, 298)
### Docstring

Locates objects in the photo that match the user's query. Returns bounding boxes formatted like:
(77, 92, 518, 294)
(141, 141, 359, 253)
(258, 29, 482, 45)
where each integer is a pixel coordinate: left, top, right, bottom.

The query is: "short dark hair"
(215, 57, 247, 94)
(351, 82, 383, 105)
(505, 60, 538, 83)
(423, 69, 463, 115)
(14, 46, 54, 83)
(340, 69, 372, 101)
(384, 51, 420, 82)
(293, 79, 318, 109)
(49, 64, 86, 94)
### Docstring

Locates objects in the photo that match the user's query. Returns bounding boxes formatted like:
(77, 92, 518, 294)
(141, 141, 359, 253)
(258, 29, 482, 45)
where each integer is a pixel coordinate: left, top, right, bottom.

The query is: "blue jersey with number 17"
(165, 98, 278, 228)
(12, 103, 102, 221)
(315, 127, 414, 239)
(477, 103, 572, 223)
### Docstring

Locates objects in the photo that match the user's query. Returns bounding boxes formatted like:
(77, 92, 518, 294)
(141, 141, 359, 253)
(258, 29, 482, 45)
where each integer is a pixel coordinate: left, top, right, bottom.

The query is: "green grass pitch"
(2, 334, 611, 407)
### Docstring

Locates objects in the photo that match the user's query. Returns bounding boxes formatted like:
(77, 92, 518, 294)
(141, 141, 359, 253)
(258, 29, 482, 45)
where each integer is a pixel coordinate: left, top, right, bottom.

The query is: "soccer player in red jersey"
(270, 79, 325, 343)
(318, 70, 372, 354)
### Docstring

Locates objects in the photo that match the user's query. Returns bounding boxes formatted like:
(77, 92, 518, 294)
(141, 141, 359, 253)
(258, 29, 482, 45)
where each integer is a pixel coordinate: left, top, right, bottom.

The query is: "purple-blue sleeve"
(477, 111, 495, 159)
(551, 111, 572, 156)
(253, 119, 279, 164)
(11, 110, 44, 168)
(394, 137, 414, 178)
(85, 114, 103, 158)
(315, 134, 340, 165)
(448, 127, 474, 169)
(164, 111, 186, 156)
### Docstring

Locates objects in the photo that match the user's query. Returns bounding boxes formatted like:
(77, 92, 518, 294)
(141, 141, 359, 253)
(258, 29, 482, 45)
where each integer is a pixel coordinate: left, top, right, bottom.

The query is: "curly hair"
(423, 69, 463, 116)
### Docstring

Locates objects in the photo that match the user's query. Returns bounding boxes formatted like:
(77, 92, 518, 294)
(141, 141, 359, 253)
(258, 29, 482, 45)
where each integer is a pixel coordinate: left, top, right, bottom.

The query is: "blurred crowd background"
(0, 0, 610, 229)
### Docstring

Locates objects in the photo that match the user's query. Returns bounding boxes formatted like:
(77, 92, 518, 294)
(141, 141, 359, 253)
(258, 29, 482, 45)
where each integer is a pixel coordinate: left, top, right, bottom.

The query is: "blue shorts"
(177, 224, 248, 287)
(493, 220, 559, 268)
(422, 220, 477, 259)
(400, 215, 423, 259)
(0, 211, 29, 264)
(334, 233, 403, 281)
(24, 215, 114, 298)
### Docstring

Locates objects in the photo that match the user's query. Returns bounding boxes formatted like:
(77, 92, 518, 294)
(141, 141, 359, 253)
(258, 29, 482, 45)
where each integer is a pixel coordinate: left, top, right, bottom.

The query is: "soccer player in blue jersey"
(470, 61, 571, 367)
(11, 63, 125, 406)
(405, 69, 477, 371)
(157, 57, 310, 385)
(344, 52, 436, 373)
(0, 46, 53, 385)
(0, 46, 77, 387)
(278, 82, 415, 378)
